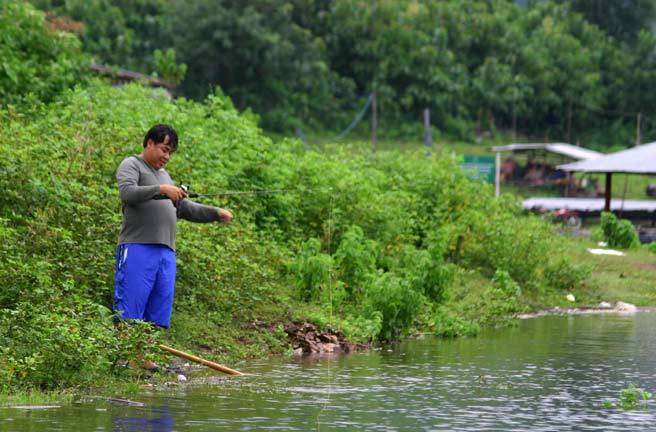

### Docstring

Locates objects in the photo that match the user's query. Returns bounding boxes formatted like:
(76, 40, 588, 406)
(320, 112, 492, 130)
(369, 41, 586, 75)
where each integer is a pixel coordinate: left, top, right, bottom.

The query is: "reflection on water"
(3, 313, 656, 431)
(112, 404, 174, 431)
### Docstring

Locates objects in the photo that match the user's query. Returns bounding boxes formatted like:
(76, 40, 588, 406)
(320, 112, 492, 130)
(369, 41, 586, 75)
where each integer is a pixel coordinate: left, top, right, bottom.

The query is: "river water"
(3, 313, 656, 431)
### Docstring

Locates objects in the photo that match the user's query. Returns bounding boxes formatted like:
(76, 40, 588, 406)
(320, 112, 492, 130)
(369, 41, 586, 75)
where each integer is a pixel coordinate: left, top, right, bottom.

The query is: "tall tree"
(169, 0, 352, 131)
(556, 0, 656, 45)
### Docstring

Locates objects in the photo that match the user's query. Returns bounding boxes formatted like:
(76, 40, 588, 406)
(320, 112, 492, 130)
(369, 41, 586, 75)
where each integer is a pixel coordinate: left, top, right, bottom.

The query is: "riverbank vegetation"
(0, 80, 584, 393)
(2, 0, 656, 398)
(4, 79, 653, 396)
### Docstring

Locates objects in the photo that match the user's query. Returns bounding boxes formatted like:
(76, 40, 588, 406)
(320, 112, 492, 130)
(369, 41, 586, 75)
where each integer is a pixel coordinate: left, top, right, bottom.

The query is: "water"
(3, 313, 656, 431)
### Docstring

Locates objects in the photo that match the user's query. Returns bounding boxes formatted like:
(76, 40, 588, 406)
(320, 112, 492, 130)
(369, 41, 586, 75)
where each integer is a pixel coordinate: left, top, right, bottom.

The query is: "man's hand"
(218, 208, 233, 224)
(160, 184, 188, 202)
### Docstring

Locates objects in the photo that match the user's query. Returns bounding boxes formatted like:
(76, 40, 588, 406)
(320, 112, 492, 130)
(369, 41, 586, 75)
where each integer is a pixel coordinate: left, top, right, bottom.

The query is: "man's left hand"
(218, 208, 233, 224)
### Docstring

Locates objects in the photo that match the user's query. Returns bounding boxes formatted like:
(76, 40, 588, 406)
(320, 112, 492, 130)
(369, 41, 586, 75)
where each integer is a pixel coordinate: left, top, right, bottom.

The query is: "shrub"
(334, 225, 379, 300)
(543, 257, 591, 291)
(600, 212, 640, 249)
(394, 238, 455, 304)
(291, 238, 333, 302)
(0, 0, 89, 106)
(0, 281, 147, 390)
(362, 273, 423, 341)
(473, 270, 524, 328)
(431, 306, 480, 338)
(456, 200, 554, 288)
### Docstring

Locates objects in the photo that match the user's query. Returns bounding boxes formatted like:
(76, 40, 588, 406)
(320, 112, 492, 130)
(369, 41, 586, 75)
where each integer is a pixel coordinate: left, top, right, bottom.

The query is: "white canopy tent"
(492, 143, 603, 196)
(492, 143, 603, 160)
(558, 142, 656, 211)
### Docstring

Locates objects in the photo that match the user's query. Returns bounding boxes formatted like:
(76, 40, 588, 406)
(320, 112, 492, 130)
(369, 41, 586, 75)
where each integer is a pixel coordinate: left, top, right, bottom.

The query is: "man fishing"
(114, 124, 232, 370)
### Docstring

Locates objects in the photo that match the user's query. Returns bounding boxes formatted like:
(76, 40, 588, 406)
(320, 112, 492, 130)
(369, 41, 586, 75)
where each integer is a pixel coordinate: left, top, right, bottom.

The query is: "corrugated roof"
(492, 143, 603, 160)
(90, 63, 174, 89)
(522, 197, 656, 213)
(558, 142, 656, 174)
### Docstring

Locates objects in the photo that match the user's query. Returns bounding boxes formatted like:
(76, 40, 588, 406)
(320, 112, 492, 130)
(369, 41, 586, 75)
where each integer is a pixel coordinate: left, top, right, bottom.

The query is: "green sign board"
(461, 156, 496, 183)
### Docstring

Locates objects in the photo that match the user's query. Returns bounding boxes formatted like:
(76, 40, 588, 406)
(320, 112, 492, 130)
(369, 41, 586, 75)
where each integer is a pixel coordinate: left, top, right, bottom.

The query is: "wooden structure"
(492, 143, 603, 197)
(90, 63, 175, 95)
(558, 142, 656, 212)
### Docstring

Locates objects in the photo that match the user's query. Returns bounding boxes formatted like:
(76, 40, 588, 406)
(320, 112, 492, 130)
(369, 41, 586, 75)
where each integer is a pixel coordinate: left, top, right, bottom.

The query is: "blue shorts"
(113, 243, 176, 328)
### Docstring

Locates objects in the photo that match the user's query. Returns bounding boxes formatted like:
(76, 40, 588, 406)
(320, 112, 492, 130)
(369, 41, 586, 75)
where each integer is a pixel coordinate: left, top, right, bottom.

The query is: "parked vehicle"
(539, 208, 582, 230)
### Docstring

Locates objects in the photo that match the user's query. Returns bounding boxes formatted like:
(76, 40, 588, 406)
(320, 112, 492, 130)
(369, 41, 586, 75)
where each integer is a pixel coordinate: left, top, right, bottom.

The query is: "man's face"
(143, 136, 175, 170)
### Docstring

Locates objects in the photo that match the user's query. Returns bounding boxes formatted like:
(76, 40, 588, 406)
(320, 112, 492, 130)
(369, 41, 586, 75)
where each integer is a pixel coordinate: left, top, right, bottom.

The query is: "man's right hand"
(160, 184, 188, 202)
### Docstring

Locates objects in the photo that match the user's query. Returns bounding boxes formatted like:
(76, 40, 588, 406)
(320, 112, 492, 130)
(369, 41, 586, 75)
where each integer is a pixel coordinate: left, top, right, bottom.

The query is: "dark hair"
(143, 124, 178, 149)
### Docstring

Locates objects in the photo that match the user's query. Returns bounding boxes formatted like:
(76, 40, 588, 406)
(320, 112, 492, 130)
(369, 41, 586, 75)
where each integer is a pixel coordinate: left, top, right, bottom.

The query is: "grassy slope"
(301, 133, 656, 310)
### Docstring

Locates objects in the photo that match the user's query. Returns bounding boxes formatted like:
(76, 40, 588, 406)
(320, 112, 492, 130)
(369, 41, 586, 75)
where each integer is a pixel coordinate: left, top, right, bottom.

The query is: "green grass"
(564, 237, 656, 306)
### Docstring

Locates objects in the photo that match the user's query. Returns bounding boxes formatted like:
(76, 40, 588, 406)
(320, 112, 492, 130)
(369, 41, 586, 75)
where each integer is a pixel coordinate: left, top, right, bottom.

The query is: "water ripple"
(4, 314, 656, 431)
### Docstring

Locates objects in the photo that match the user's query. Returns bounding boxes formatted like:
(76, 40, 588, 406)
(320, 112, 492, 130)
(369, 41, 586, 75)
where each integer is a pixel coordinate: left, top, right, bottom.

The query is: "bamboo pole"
(158, 344, 243, 376)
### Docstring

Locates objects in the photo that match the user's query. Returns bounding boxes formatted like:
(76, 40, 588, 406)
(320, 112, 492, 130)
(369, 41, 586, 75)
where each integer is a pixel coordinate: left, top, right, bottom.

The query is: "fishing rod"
(153, 183, 301, 200)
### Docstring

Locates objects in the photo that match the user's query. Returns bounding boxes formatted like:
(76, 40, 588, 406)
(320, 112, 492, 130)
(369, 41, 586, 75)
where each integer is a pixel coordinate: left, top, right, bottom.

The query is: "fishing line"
(316, 190, 335, 431)
(152, 185, 305, 200)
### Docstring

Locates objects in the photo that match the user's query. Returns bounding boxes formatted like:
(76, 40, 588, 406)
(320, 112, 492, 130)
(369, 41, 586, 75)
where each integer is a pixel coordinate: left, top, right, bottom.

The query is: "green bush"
(393, 233, 455, 303)
(543, 257, 591, 291)
(0, 277, 152, 391)
(600, 212, 640, 249)
(334, 225, 379, 300)
(470, 270, 524, 329)
(362, 273, 424, 341)
(291, 238, 333, 302)
(457, 199, 553, 287)
(0, 0, 89, 106)
(340, 314, 383, 344)
(431, 306, 480, 338)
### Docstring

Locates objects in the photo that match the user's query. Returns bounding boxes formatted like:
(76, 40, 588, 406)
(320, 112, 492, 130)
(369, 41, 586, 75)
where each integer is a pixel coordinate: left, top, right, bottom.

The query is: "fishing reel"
(153, 181, 195, 200)
(179, 182, 199, 197)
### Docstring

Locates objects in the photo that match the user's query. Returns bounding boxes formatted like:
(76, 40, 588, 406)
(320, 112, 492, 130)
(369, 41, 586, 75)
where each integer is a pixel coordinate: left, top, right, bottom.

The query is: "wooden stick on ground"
(158, 344, 243, 376)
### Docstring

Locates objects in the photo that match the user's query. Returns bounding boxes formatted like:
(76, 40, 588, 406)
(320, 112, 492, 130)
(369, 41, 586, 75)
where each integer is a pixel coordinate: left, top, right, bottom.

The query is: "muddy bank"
(285, 322, 369, 355)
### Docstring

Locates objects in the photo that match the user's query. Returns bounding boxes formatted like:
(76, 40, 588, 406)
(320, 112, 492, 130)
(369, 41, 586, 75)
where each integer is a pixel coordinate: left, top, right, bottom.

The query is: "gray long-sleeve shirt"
(116, 156, 220, 251)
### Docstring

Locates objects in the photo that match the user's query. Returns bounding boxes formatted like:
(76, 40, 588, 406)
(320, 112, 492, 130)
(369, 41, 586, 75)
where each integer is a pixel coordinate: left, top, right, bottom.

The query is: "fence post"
(495, 151, 501, 197)
(372, 91, 378, 151)
(423, 108, 432, 148)
(567, 96, 572, 143)
(636, 112, 642, 146)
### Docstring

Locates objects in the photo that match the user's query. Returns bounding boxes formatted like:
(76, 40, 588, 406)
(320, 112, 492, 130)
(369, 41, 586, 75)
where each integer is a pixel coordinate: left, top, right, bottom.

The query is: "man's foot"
(141, 359, 162, 372)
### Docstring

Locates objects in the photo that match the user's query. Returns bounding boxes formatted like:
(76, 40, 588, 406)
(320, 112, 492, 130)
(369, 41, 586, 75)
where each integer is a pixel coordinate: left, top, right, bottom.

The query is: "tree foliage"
(556, 0, 656, 46)
(30, 0, 170, 71)
(24, 0, 656, 146)
(166, 0, 354, 130)
(0, 0, 89, 106)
